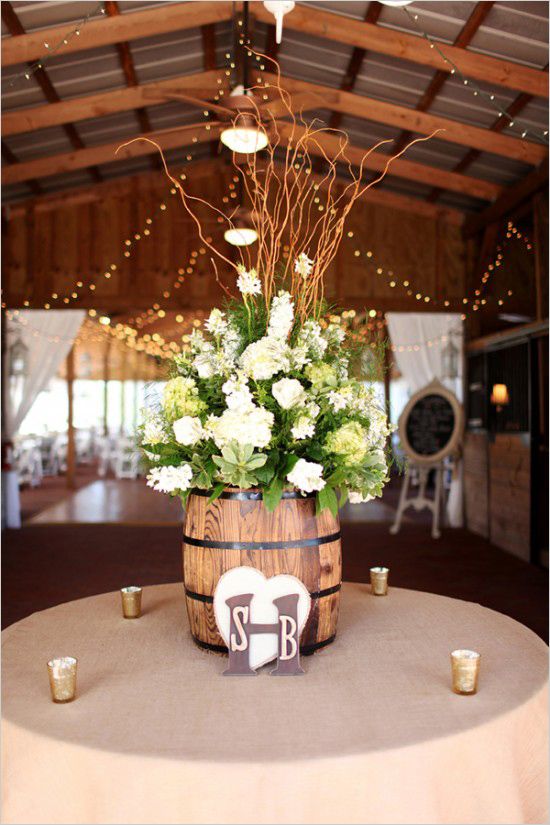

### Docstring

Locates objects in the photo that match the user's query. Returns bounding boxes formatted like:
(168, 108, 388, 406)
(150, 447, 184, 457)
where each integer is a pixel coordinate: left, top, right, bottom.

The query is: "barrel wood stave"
(182, 490, 341, 654)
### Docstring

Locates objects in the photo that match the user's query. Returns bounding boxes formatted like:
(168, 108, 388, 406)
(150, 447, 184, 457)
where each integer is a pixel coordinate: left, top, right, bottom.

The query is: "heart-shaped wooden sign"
(213, 567, 311, 671)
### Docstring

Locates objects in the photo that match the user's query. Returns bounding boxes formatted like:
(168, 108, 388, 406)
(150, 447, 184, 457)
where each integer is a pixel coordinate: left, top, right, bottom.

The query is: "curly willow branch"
(116, 54, 442, 320)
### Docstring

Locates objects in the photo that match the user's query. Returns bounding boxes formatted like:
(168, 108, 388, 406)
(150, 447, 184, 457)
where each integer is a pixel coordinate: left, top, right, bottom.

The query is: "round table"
(2, 583, 547, 824)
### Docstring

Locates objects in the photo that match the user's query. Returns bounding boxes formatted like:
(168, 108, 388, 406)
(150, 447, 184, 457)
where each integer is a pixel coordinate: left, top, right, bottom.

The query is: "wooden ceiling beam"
(2, 117, 501, 202)
(2, 70, 226, 137)
(269, 75, 545, 165)
(1, 2, 233, 68)
(252, 4, 548, 99)
(1, 1, 102, 184)
(390, 2, 495, 158)
(463, 162, 548, 237)
(4, 67, 543, 166)
(277, 123, 500, 200)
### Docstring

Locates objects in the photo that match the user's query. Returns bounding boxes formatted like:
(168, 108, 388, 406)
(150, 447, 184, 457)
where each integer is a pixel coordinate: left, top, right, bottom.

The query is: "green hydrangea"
(163, 377, 206, 422)
(325, 421, 368, 464)
(305, 362, 338, 388)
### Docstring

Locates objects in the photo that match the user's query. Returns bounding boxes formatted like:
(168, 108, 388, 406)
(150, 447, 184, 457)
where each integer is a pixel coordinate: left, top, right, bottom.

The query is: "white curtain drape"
(2, 310, 84, 528)
(386, 312, 463, 528)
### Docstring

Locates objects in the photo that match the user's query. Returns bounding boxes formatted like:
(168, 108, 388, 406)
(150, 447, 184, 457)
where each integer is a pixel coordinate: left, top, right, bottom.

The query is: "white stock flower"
(328, 385, 354, 413)
(221, 323, 241, 361)
(297, 319, 327, 359)
(205, 308, 227, 336)
(173, 416, 204, 446)
(294, 252, 314, 278)
(142, 411, 168, 445)
(189, 329, 206, 353)
(287, 458, 325, 494)
(267, 291, 294, 340)
(206, 406, 274, 450)
(236, 265, 262, 296)
(291, 416, 315, 440)
(272, 378, 306, 410)
(305, 401, 320, 419)
(239, 336, 290, 381)
(324, 323, 345, 345)
(146, 464, 193, 494)
(349, 491, 375, 504)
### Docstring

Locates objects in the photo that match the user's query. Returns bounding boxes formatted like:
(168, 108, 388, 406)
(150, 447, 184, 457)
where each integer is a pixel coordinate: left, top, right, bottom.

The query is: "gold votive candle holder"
(370, 566, 389, 596)
(451, 649, 480, 695)
(121, 586, 142, 618)
(48, 657, 77, 703)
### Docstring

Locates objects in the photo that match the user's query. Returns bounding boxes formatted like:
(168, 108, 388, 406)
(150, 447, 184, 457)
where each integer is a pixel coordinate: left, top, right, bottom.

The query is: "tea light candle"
(121, 586, 142, 619)
(451, 649, 480, 695)
(370, 566, 389, 596)
(47, 657, 77, 703)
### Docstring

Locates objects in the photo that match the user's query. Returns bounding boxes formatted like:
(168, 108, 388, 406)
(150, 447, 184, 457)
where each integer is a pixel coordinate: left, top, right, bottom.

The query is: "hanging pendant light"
(220, 91, 269, 154)
(263, 1, 295, 44)
(224, 207, 259, 247)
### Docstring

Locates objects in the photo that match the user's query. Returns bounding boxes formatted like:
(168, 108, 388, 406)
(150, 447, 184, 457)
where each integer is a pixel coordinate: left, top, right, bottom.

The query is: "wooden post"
(66, 345, 76, 490)
(103, 339, 111, 436)
(120, 345, 127, 435)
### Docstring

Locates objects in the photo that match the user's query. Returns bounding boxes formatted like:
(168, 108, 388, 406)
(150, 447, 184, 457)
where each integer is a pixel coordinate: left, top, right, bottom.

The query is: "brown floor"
(2, 518, 547, 640)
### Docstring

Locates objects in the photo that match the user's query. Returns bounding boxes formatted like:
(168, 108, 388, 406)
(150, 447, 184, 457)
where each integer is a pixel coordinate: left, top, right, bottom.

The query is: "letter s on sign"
(230, 606, 249, 652)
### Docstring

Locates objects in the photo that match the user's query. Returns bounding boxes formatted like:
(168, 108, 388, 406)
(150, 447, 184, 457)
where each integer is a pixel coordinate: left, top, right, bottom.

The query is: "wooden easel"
(390, 461, 446, 539)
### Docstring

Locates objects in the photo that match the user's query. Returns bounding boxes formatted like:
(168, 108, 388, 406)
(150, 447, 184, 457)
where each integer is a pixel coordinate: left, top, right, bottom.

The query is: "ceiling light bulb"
(263, 1, 295, 43)
(224, 227, 258, 246)
(220, 126, 268, 153)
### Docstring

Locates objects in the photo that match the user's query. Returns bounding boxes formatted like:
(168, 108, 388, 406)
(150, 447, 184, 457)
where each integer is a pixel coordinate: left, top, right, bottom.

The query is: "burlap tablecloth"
(2, 583, 547, 824)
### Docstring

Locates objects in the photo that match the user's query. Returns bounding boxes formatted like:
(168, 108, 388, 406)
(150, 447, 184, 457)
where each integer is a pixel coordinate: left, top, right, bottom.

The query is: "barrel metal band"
(185, 582, 341, 604)
(192, 634, 336, 656)
(183, 530, 341, 551)
(191, 489, 315, 501)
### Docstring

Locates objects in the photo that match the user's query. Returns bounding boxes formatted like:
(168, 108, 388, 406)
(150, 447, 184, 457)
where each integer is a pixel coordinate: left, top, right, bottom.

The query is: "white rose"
(349, 492, 375, 504)
(272, 378, 306, 410)
(287, 458, 326, 494)
(193, 352, 215, 379)
(173, 416, 204, 446)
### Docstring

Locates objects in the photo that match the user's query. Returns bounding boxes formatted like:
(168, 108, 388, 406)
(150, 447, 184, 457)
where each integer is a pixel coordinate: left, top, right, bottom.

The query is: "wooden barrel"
(183, 489, 342, 655)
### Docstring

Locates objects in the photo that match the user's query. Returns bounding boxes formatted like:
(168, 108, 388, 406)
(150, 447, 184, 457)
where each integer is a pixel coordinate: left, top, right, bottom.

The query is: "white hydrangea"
(291, 416, 315, 440)
(287, 458, 325, 494)
(267, 291, 294, 341)
(142, 410, 168, 445)
(222, 373, 254, 413)
(239, 336, 290, 381)
(206, 406, 274, 450)
(205, 308, 227, 336)
(236, 265, 262, 296)
(349, 491, 375, 504)
(146, 464, 193, 494)
(173, 416, 204, 446)
(294, 252, 314, 279)
(272, 378, 306, 410)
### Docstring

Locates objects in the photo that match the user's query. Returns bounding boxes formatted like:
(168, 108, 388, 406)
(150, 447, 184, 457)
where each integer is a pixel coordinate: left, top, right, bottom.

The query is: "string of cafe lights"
(3, 3, 106, 92)
(402, 6, 549, 146)
(347, 219, 533, 315)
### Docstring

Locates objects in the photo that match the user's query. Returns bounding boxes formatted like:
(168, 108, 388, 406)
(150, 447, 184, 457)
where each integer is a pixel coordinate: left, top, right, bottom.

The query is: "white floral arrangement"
(140, 263, 392, 515)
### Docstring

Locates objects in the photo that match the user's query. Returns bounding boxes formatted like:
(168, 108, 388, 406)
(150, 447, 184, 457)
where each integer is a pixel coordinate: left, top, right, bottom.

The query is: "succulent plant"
(212, 442, 267, 489)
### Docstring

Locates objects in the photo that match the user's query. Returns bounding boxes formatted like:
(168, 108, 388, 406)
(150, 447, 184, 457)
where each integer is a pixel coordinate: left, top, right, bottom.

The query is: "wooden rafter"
(0, 2, 233, 67)
(463, 162, 548, 237)
(2, 1, 547, 99)
(1, 139, 41, 196)
(389, 2, 495, 158)
(252, 4, 548, 98)
(2, 71, 226, 137)
(1, 115, 501, 202)
(104, 0, 153, 139)
(269, 75, 545, 165)
(428, 64, 549, 203)
(3, 68, 544, 166)
(1, 1, 102, 185)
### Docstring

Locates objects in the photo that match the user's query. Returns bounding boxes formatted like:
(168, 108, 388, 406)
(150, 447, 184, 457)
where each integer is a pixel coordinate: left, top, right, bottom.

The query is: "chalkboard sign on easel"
(399, 381, 463, 466)
(391, 380, 463, 539)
